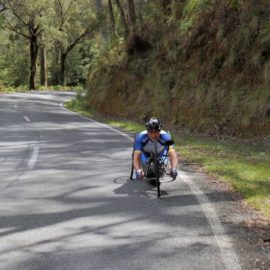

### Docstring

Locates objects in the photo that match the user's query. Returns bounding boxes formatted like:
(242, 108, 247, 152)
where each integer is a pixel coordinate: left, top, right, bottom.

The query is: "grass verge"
(0, 85, 83, 93)
(64, 97, 270, 219)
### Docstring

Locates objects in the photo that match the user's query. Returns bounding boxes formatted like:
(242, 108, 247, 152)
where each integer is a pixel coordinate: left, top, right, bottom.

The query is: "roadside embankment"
(87, 0, 270, 137)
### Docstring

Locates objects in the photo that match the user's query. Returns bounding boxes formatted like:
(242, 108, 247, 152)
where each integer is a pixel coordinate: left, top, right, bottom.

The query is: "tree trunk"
(108, 0, 115, 34)
(114, 0, 129, 37)
(40, 36, 47, 87)
(53, 43, 61, 85)
(95, 0, 107, 40)
(138, 0, 143, 25)
(59, 29, 89, 86)
(29, 35, 38, 90)
(60, 53, 66, 86)
(127, 0, 136, 37)
(127, 0, 136, 26)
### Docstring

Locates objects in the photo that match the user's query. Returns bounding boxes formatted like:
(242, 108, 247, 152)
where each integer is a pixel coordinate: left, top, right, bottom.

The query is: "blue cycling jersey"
(134, 130, 173, 157)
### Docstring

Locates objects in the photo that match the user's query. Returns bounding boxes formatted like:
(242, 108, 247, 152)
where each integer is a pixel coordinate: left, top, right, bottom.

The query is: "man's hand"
(171, 169, 178, 180)
(135, 169, 144, 180)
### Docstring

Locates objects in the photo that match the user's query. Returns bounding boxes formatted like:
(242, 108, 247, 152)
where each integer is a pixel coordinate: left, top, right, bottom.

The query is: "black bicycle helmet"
(145, 117, 162, 131)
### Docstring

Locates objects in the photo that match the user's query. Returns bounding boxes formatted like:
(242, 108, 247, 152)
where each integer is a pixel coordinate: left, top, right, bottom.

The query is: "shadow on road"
(0, 93, 242, 270)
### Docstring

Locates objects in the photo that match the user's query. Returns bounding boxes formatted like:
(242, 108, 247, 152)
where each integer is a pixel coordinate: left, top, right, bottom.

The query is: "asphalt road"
(0, 91, 243, 270)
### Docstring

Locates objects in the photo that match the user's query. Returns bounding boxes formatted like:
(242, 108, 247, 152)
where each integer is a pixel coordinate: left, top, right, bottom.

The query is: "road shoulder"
(180, 160, 270, 270)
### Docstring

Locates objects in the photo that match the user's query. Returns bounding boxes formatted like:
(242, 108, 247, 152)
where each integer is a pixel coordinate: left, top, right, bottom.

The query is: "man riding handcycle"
(131, 117, 178, 183)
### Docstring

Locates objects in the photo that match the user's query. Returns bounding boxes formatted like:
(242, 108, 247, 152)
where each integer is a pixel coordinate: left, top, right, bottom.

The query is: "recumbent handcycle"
(130, 134, 175, 198)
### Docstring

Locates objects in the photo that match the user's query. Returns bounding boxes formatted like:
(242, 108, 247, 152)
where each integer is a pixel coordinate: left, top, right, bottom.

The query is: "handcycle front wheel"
(154, 140, 161, 198)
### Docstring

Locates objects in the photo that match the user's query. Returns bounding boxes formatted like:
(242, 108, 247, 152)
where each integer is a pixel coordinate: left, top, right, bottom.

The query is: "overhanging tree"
(3, 0, 50, 90)
(52, 0, 96, 85)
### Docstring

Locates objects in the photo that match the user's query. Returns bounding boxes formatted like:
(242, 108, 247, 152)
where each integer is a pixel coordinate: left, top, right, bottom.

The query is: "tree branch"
(36, 6, 49, 17)
(63, 1, 73, 24)
(108, 0, 115, 33)
(114, 0, 129, 37)
(5, 22, 30, 39)
(8, 6, 29, 27)
(56, 0, 64, 28)
(65, 28, 91, 56)
(56, 0, 73, 31)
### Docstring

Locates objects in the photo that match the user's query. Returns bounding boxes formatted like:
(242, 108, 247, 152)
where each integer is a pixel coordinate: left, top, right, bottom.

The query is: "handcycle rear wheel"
(130, 134, 137, 180)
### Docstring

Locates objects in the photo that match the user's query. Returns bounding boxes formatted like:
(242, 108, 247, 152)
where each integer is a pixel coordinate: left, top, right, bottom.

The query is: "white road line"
(60, 100, 133, 141)
(23, 115, 31, 122)
(14, 104, 17, 109)
(27, 146, 39, 169)
(60, 97, 241, 269)
(180, 170, 241, 270)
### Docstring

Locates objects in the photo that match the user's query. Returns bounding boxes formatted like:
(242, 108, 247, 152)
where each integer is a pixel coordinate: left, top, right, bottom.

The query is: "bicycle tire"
(130, 134, 137, 180)
(154, 140, 161, 198)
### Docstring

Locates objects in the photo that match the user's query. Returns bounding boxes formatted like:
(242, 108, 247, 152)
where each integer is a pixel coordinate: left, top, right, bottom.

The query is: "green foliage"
(0, 0, 98, 88)
(226, 0, 244, 8)
(184, 0, 210, 14)
(0, 30, 29, 87)
(180, 0, 211, 32)
(4, 0, 53, 38)
(64, 93, 93, 118)
(86, 0, 270, 138)
(36, 85, 83, 91)
(51, 0, 96, 47)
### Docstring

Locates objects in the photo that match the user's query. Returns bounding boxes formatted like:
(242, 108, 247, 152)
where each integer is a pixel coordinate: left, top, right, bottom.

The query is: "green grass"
(65, 97, 270, 219)
(37, 85, 84, 91)
(106, 121, 144, 133)
(0, 85, 28, 93)
(65, 96, 94, 118)
(174, 135, 270, 218)
(0, 85, 83, 93)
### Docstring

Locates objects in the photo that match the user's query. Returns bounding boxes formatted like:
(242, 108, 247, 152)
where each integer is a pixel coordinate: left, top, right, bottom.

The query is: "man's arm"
(133, 151, 142, 171)
(168, 148, 178, 170)
(133, 151, 144, 179)
(133, 132, 143, 171)
(168, 148, 178, 179)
